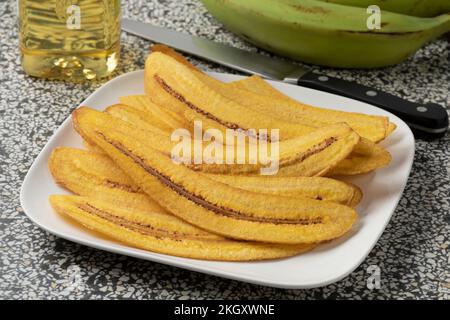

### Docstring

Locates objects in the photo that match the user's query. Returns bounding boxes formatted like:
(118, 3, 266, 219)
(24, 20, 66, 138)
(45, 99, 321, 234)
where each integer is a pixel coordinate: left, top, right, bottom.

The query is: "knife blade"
(122, 18, 448, 138)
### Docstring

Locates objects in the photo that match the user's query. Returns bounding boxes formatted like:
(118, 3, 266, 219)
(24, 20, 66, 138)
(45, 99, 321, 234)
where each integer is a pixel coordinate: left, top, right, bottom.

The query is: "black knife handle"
(297, 71, 449, 138)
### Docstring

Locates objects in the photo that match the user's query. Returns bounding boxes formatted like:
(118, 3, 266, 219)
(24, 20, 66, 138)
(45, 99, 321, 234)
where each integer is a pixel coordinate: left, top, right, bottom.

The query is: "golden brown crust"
(50, 195, 314, 261)
(206, 174, 362, 207)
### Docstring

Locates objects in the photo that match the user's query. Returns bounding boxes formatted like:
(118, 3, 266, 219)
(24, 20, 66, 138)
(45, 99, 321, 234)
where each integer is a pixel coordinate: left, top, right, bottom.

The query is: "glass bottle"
(19, 0, 121, 81)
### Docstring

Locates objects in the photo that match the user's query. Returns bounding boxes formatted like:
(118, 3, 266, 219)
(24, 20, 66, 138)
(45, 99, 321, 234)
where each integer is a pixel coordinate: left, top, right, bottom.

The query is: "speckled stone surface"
(1, 0, 449, 300)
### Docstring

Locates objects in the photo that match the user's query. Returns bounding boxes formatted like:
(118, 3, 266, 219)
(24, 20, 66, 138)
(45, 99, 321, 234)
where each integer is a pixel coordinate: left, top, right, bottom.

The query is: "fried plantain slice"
(275, 123, 360, 176)
(75, 107, 359, 176)
(327, 138, 392, 176)
(50, 195, 313, 261)
(188, 120, 360, 176)
(230, 75, 396, 142)
(180, 95, 390, 176)
(226, 76, 392, 175)
(206, 74, 388, 142)
(49, 147, 167, 213)
(195, 72, 391, 173)
(74, 107, 358, 244)
(205, 174, 362, 207)
(145, 52, 325, 140)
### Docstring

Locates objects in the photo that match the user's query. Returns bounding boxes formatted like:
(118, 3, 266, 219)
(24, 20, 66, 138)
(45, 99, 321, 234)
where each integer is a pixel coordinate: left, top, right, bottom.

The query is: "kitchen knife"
(122, 18, 449, 138)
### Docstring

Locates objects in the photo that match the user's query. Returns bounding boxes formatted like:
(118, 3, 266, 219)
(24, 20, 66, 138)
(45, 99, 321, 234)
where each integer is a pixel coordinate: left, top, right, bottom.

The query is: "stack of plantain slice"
(49, 47, 394, 261)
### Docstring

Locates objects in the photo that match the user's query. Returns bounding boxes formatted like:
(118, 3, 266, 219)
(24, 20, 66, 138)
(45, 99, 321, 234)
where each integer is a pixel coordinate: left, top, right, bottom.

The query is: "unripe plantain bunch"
(201, 0, 450, 68)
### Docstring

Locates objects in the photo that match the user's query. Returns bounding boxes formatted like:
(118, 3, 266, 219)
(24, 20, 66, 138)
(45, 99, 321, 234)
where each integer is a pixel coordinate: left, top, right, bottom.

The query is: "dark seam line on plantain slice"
(187, 136, 337, 173)
(279, 137, 337, 166)
(154, 74, 266, 142)
(96, 132, 322, 226)
(79, 203, 214, 241)
(103, 180, 141, 193)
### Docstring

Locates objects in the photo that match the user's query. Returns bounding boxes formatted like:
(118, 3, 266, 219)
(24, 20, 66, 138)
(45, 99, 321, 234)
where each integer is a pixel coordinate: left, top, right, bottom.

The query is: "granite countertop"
(1, 0, 449, 300)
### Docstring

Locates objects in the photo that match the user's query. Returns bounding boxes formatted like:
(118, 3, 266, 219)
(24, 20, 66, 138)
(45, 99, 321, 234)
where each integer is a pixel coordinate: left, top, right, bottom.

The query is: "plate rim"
(20, 70, 415, 289)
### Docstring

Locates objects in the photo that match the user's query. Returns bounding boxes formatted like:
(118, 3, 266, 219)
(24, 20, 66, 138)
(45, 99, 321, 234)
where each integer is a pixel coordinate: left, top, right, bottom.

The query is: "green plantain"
(201, 0, 450, 68)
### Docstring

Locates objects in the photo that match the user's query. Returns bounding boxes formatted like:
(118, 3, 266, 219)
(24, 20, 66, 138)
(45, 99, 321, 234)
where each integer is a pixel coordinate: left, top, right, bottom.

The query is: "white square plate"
(20, 70, 414, 289)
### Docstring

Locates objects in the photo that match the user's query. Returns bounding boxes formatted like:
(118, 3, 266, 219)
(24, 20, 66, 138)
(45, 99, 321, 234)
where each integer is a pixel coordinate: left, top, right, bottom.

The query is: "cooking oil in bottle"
(19, 0, 121, 81)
